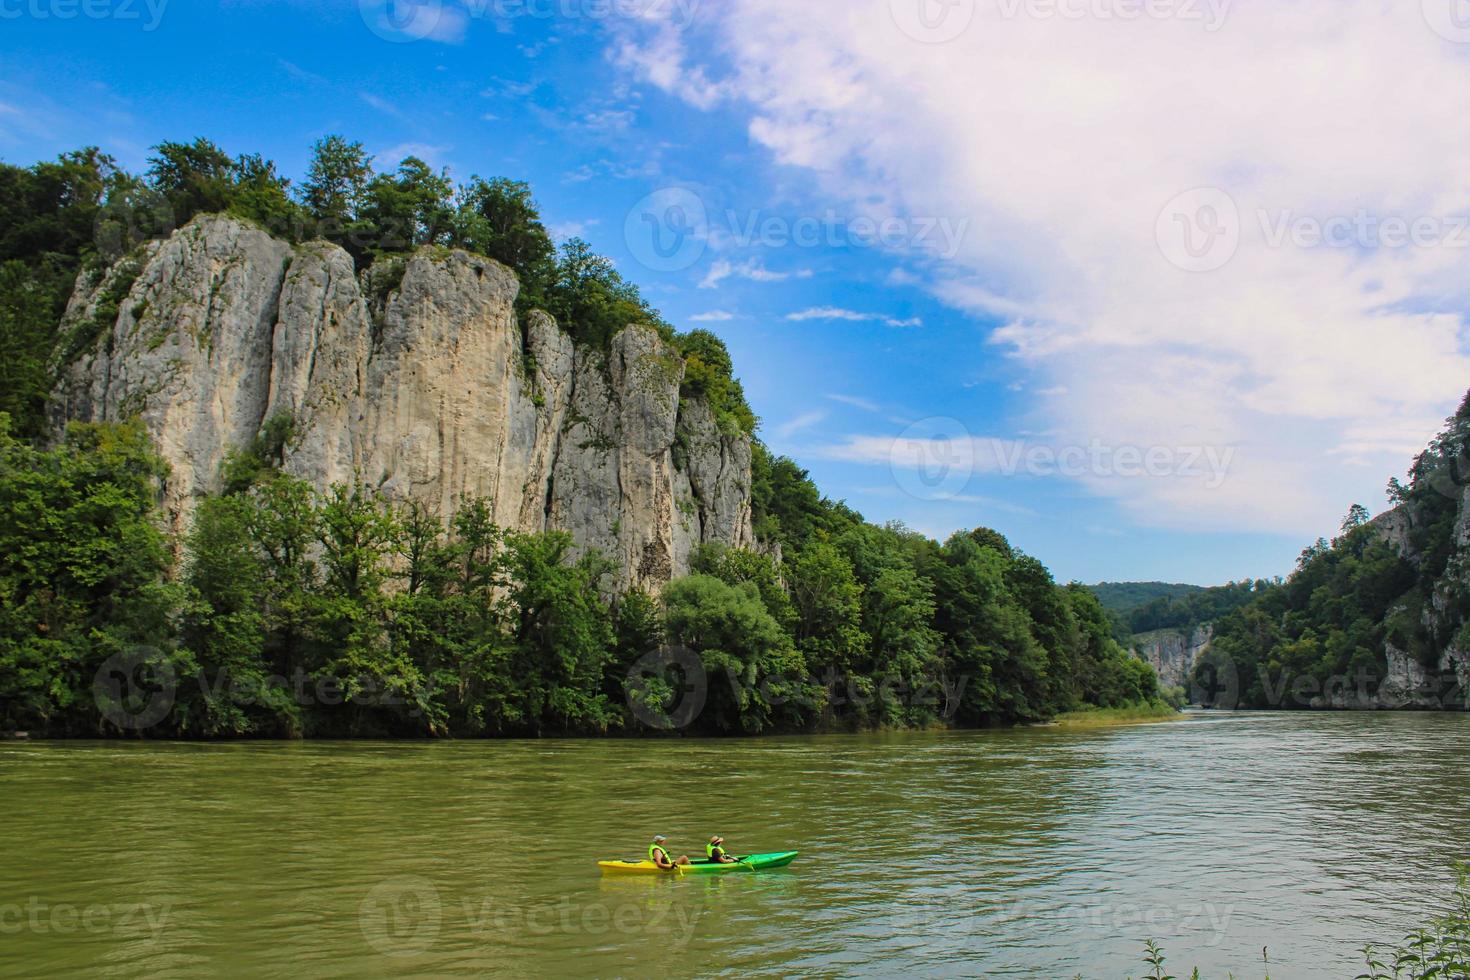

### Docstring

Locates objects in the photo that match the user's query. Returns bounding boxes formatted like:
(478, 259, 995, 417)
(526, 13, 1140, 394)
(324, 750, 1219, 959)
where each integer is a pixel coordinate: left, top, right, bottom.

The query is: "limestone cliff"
(1363, 487, 1470, 710)
(50, 214, 756, 589)
(1132, 625, 1213, 691)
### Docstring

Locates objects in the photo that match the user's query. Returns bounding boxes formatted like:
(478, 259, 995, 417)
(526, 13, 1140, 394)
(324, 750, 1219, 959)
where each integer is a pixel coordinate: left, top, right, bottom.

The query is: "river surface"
(2, 712, 1469, 978)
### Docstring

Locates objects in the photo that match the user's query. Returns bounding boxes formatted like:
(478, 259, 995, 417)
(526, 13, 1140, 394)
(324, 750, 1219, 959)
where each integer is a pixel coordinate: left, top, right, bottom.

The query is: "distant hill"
(1091, 581, 1263, 637)
(1088, 582, 1204, 617)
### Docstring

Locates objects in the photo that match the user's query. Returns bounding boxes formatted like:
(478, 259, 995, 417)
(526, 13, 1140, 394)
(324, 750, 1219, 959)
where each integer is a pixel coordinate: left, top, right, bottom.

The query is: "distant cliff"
(1193, 396, 1470, 711)
(49, 214, 755, 590)
(1132, 625, 1213, 692)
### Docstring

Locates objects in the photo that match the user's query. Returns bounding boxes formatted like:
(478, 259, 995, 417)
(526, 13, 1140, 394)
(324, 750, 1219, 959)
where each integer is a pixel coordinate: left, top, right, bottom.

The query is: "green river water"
(2, 711, 1468, 978)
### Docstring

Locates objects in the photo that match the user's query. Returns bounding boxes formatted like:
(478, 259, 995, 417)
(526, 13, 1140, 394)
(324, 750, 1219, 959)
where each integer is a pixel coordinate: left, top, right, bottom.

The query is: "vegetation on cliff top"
(0, 137, 755, 437)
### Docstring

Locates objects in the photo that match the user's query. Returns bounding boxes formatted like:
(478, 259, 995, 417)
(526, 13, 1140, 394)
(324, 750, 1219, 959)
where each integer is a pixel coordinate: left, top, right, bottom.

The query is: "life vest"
(706, 842, 725, 860)
(649, 844, 670, 864)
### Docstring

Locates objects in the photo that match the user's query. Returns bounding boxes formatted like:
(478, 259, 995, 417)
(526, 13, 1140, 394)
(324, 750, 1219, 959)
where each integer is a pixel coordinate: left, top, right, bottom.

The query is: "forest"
(0, 139, 1164, 737)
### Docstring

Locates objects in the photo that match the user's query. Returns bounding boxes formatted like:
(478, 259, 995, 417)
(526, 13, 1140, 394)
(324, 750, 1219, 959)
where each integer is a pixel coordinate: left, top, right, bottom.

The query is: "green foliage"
(542, 238, 671, 350)
(1111, 580, 1266, 635)
(452, 176, 557, 309)
(678, 329, 757, 435)
(0, 418, 178, 734)
(0, 261, 56, 433)
(300, 135, 373, 235)
(663, 574, 810, 734)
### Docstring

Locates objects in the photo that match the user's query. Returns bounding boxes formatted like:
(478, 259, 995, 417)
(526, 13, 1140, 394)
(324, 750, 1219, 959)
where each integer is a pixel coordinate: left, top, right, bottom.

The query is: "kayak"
(598, 851, 800, 876)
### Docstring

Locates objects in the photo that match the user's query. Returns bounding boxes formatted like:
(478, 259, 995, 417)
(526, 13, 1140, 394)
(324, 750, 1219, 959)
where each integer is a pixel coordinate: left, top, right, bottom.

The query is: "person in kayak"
(706, 836, 737, 864)
(649, 836, 690, 871)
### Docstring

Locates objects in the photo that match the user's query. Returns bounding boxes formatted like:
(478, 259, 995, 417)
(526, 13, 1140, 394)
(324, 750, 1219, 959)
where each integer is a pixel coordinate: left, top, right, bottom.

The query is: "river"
(1, 712, 1468, 978)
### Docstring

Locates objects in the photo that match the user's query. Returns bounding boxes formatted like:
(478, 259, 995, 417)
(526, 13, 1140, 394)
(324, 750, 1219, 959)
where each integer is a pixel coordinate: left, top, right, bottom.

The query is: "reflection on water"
(1, 712, 1468, 978)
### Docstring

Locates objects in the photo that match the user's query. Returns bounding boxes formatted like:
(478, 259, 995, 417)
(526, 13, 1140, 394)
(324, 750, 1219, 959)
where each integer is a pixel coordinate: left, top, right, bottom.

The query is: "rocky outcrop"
(51, 215, 756, 590)
(1133, 625, 1213, 690)
(1367, 489, 1470, 709)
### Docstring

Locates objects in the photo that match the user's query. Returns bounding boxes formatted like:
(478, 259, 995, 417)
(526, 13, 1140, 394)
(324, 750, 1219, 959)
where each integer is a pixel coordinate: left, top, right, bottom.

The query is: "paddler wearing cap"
(706, 835, 737, 864)
(649, 835, 691, 871)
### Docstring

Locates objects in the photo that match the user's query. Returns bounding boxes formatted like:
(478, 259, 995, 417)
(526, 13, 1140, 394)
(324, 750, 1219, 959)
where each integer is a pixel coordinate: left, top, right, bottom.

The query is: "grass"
(1050, 700, 1182, 729)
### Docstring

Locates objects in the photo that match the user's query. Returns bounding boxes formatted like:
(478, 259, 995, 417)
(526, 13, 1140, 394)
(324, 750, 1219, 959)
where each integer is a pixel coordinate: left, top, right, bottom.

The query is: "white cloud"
(776, 410, 828, 438)
(359, 92, 405, 120)
(787, 307, 922, 327)
(827, 393, 882, 413)
(614, 0, 1470, 536)
(690, 310, 737, 322)
(375, 142, 451, 167)
(700, 258, 813, 289)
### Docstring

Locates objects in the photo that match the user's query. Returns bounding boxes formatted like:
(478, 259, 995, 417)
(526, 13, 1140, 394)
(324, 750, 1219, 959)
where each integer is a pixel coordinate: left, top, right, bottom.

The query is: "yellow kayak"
(598, 851, 800, 875)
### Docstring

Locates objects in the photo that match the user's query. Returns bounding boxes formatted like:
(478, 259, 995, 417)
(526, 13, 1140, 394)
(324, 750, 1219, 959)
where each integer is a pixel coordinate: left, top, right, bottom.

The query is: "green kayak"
(598, 851, 800, 876)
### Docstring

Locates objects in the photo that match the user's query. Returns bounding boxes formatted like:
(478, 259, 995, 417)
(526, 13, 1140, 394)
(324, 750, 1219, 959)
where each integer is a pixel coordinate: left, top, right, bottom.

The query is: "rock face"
(1133, 625, 1213, 691)
(51, 215, 756, 589)
(1363, 488, 1470, 710)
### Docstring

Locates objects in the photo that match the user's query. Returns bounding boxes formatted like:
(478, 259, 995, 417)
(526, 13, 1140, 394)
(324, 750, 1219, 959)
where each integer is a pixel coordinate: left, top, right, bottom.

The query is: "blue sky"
(5, 0, 1469, 585)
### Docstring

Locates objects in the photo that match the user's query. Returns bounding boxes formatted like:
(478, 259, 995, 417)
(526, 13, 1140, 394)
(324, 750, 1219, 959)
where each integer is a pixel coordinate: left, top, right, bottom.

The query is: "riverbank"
(1048, 701, 1183, 729)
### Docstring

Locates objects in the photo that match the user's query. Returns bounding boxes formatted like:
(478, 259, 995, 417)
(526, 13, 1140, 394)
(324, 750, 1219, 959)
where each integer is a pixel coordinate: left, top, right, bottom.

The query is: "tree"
(1341, 503, 1372, 535)
(453, 177, 556, 304)
(662, 575, 809, 733)
(148, 138, 237, 226)
(359, 157, 455, 257)
(0, 418, 180, 734)
(499, 532, 617, 734)
(300, 135, 373, 242)
(544, 238, 670, 349)
(0, 262, 56, 434)
(787, 541, 868, 675)
(180, 495, 295, 736)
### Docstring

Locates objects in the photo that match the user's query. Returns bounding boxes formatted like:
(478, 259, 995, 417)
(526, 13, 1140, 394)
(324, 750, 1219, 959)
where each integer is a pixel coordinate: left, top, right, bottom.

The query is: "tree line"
(0, 415, 1162, 737)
